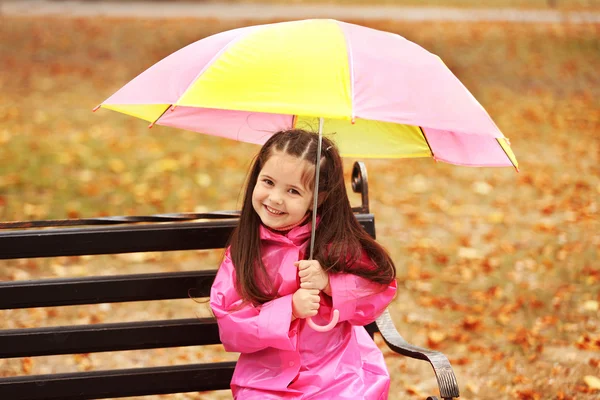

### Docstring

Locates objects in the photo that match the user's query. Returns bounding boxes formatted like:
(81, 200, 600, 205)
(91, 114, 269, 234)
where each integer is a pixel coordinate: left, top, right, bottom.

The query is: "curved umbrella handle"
(306, 309, 340, 332)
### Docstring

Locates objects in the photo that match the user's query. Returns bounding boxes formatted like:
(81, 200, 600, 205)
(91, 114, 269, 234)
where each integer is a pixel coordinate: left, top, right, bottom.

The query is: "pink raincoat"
(210, 221, 397, 399)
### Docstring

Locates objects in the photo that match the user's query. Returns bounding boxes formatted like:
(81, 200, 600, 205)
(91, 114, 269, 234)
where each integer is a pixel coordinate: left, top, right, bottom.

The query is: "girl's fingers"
(298, 269, 310, 278)
(295, 261, 318, 270)
(300, 270, 317, 279)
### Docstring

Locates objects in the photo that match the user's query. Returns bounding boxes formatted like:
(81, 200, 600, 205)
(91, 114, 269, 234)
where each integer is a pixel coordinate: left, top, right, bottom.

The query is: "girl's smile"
(252, 152, 313, 230)
(265, 205, 285, 215)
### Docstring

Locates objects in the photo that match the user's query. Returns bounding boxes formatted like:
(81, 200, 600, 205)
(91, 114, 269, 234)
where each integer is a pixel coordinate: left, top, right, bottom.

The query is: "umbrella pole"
(308, 117, 324, 260)
(305, 117, 340, 332)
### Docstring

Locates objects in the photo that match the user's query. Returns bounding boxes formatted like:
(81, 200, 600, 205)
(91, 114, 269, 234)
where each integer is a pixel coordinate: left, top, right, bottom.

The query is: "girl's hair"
(228, 129, 396, 305)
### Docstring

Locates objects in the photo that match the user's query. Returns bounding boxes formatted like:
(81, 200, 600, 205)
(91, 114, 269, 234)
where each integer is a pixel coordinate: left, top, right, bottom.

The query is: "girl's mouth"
(265, 205, 285, 215)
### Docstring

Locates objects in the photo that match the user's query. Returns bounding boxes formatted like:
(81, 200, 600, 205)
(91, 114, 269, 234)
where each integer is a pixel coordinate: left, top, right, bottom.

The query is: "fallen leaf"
(450, 357, 471, 365)
(427, 331, 447, 349)
(405, 385, 426, 397)
(556, 391, 574, 400)
(472, 180, 493, 195)
(108, 158, 126, 173)
(409, 174, 429, 193)
(513, 375, 530, 384)
(195, 173, 212, 187)
(583, 300, 599, 312)
(458, 247, 483, 259)
(22, 358, 33, 374)
(583, 375, 600, 390)
(461, 315, 483, 331)
(515, 388, 542, 400)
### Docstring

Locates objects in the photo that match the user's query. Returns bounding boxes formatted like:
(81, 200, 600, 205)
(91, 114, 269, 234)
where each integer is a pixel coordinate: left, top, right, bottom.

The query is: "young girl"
(210, 129, 397, 399)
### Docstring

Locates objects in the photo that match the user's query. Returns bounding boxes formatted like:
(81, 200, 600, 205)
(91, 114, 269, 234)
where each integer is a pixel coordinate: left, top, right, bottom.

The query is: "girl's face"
(252, 152, 314, 230)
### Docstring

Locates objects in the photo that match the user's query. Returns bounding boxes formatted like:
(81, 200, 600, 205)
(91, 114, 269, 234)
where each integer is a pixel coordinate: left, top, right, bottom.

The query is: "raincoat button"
(289, 361, 295, 367)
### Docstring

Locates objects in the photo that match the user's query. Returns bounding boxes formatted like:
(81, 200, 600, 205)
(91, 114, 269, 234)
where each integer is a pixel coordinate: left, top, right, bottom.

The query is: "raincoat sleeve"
(210, 248, 299, 354)
(328, 251, 397, 326)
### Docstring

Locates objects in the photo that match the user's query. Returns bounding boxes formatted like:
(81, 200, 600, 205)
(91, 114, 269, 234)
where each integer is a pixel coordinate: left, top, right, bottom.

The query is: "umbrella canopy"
(96, 19, 519, 331)
(96, 19, 518, 169)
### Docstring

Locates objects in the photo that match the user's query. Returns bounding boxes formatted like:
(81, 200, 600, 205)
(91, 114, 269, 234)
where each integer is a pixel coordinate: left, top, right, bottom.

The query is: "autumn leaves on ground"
(0, 12, 599, 400)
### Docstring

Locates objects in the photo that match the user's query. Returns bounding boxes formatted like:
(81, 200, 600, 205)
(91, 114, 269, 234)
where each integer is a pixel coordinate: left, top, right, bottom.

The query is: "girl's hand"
(295, 260, 330, 292)
(292, 288, 320, 319)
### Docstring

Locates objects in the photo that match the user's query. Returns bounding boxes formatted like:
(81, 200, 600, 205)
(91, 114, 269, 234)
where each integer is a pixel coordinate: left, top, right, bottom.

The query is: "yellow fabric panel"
(178, 20, 352, 119)
(101, 104, 170, 123)
(295, 116, 432, 159)
(497, 137, 519, 170)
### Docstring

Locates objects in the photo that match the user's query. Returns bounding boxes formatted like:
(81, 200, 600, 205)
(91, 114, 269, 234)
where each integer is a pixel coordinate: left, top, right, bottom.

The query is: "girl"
(210, 129, 397, 399)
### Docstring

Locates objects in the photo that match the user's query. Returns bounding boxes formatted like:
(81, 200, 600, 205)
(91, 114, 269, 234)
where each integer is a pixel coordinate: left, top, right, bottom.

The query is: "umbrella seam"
(172, 25, 262, 110)
(336, 21, 355, 122)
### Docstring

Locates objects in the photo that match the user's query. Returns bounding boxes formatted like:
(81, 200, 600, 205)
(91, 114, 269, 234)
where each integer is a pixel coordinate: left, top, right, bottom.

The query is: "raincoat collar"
(259, 216, 320, 247)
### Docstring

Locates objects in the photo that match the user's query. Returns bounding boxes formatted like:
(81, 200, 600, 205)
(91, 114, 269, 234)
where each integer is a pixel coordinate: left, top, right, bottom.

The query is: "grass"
(0, 14, 599, 400)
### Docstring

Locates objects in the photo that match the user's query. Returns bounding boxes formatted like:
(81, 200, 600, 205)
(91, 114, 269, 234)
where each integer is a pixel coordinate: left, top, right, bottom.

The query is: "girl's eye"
(288, 188, 300, 195)
(263, 179, 274, 186)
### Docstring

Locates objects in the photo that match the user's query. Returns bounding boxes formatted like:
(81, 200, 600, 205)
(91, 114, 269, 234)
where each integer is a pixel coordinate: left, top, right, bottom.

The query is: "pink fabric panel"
(157, 107, 293, 144)
(330, 273, 397, 326)
(338, 21, 503, 138)
(104, 25, 258, 104)
(424, 127, 512, 167)
(210, 251, 299, 354)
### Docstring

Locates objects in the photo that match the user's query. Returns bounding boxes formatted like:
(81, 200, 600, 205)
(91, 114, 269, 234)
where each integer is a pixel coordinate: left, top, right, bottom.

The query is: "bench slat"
(0, 216, 375, 260)
(0, 318, 219, 358)
(0, 271, 216, 310)
(0, 220, 235, 260)
(0, 362, 236, 399)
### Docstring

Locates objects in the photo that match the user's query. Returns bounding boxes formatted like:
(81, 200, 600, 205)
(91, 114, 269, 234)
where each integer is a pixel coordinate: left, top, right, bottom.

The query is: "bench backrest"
(0, 163, 376, 400)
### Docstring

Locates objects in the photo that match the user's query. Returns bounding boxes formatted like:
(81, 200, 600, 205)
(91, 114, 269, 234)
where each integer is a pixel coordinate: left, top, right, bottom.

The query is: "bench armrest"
(376, 309, 460, 399)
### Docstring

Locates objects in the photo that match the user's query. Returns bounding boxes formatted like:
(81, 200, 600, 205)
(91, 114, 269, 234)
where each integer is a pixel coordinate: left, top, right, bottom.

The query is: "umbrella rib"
(148, 105, 173, 128)
(418, 127, 436, 159)
(496, 138, 520, 172)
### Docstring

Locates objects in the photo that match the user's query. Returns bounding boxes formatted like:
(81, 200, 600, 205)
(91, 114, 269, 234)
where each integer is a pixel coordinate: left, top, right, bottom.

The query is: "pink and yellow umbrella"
(95, 19, 517, 169)
(95, 19, 518, 331)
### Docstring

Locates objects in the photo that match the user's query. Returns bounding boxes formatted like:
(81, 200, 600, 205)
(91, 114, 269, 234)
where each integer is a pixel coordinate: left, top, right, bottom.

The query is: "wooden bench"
(0, 162, 459, 400)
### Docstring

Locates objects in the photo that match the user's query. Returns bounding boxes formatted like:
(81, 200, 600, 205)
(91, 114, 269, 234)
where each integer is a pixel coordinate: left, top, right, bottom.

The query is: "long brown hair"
(228, 129, 396, 305)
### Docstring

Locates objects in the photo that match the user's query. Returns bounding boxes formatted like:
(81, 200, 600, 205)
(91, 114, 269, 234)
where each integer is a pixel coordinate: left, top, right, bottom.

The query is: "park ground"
(0, 2, 599, 399)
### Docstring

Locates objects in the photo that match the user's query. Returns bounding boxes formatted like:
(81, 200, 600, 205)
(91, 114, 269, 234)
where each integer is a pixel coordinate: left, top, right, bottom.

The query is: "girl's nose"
(270, 193, 283, 205)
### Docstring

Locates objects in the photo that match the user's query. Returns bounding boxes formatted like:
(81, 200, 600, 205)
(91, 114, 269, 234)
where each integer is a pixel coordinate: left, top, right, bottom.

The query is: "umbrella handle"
(306, 309, 340, 332)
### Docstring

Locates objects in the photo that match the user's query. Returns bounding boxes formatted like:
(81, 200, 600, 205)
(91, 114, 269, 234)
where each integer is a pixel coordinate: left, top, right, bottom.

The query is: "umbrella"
(95, 19, 518, 331)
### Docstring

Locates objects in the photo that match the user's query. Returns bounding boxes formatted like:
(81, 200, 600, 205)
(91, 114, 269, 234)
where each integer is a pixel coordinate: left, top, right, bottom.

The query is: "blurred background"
(1, 1, 599, 399)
